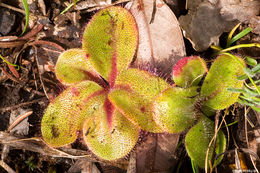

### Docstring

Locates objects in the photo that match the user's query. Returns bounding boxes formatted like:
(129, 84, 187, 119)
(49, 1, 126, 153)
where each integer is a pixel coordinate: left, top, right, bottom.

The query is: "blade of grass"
(222, 120, 238, 128)
(221, 43, 260, 53)
(60, 3, 74, 15)
(0, 54, 19, 70)
(237, 99, 260, 112)
(252, 64, 260, 73)
(227, 27, 252, 47)
(210, 45, 223, 51)
(244, 86, 259, 97)
(226, 23, 241, 47)
(251, 79, 260, 85)
(240, 95, 260, 104)
(243, 68, 255, 77)
(20, 0, 29, 36)
(60, 0, 79, 15)
(248, 76, 260, 95)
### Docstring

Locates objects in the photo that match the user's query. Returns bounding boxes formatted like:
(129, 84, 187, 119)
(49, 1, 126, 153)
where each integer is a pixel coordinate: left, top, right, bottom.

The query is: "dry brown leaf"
(134, 133, 179, 172)
(127, 0, 185, 79)
(179, 1, 238, 51)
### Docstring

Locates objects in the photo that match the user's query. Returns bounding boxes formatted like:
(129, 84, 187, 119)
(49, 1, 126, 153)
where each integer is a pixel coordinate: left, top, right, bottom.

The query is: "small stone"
(0, 8, 16, 35)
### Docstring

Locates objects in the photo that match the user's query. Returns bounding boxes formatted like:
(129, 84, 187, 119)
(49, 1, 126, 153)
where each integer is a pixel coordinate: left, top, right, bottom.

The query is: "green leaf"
(83, 109, 139, 160)
(252, 63, 260, 73)
(185, 116, 226, 169)
(111, 68, 170, 132)
(172, 56, 207, 88)
(153, 87, 198, 133)
(243, 68, 254, 77)
(245, 56, 257, 66)
(201, 55, 245, 110)
(244, 86, 259, 97)
(82, 6, 138, 84)
(41, 81, 105, 147)
(115, 68, 170, 100)
(108, 87, 162, 133)
(55, 49, 101, 85)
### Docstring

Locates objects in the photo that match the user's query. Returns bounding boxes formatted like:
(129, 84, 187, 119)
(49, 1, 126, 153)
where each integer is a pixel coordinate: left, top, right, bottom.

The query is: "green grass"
(20, 0, 29, 36)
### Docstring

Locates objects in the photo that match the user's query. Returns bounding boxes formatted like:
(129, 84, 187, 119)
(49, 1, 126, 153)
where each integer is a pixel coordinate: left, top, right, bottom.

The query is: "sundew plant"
(41, 6, 246, 168)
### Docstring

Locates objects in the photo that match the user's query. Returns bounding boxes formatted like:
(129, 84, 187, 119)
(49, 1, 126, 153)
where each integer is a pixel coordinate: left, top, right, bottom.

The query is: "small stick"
(0, 2, 25, 14)
(0, 160, 15, 173)
(29, 40, 65, 51)
(7, 111, 33, 132)
(0, 97, 46, 113)
(0, 67, 20, 83)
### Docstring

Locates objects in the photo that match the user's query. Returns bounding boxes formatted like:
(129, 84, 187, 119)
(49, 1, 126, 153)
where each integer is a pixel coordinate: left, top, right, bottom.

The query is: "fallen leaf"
(179, 1, 238, 51)
(134, 132, 179, 172)
(128, 0, 185, 79)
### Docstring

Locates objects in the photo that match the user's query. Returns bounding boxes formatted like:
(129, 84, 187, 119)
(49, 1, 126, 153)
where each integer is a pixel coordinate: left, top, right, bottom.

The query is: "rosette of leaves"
(153, 55, 245, 168)
(41, 6, 170, 161)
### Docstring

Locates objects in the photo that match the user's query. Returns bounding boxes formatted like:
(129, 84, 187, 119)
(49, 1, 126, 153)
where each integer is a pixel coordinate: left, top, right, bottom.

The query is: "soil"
(0, 0, 259, 173)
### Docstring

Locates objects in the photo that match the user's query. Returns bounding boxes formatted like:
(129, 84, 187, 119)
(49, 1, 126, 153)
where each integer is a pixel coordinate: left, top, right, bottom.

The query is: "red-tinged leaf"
(55, 49, 103, 86)
(115, 68, 170, 101)
(153, 86, 198, 133)
(172, 56, 207, 88)
(108, 87, 162, 133)
(83, 109, 139, 161)
(41, 81, 106, 147)
(201, 54, 245, 110)
(82, 6, 138, 85)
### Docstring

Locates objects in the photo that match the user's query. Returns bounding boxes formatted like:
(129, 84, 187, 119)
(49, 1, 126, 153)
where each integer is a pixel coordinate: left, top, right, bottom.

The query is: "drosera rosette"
(153, 55, 246, 168)
(41, 6, 170, 161)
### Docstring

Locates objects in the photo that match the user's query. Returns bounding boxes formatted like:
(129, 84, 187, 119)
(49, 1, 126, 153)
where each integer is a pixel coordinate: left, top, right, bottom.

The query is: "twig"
(0, 131, 128, 169)
(0, 2, 25, 14)
(0, 67, 20, 83)
(29, 40, 65, 51)
(0, 97, 47, 112)
(0, 160, 15, 173)
(7, 111, 33, 132)
(33, 45, 50, 100)
(205, 111, 227, 173)
(244, 107, 259, 173)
